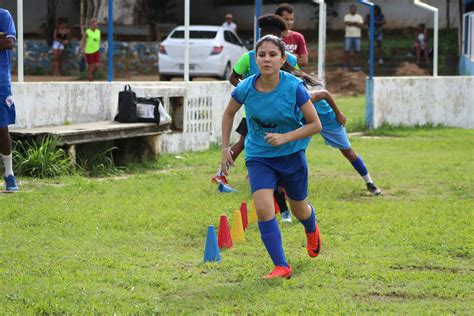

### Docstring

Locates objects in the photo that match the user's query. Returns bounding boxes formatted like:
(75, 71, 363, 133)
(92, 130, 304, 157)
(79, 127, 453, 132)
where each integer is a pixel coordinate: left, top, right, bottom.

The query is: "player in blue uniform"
(309, 90, 381, 195)
(212, 14, 299, 186)
(0, 8, 18, 192)
(221, 35, 323, 279)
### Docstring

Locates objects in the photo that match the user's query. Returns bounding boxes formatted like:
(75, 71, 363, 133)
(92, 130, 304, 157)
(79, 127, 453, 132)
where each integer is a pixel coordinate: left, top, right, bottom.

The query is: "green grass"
(0, 96, 473, 313)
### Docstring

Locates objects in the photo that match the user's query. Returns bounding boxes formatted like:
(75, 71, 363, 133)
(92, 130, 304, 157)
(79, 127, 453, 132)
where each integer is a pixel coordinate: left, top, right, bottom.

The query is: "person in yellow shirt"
(343, 5, 364, 71)
(80, 19, 101, 81)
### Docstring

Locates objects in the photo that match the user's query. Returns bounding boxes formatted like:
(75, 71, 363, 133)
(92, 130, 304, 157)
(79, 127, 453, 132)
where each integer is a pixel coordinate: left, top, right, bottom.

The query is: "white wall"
(372, 77, 474, 129)
(10, 81, 241, 154)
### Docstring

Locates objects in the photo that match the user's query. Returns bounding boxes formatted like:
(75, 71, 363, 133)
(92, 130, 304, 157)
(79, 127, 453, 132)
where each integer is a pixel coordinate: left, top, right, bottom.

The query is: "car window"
(224, 31, 233, 44)
(170, 30, 217, 39)
(229, 32, 243, 46)
(224, 30, 241, 46)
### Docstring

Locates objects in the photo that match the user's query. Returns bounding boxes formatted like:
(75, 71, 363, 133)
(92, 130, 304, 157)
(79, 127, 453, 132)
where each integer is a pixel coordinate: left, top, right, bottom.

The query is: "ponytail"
(281, 62, 324, 89)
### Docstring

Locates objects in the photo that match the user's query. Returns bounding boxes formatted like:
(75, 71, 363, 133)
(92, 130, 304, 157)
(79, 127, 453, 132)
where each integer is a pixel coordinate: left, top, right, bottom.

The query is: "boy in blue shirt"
(0, 8, 18, 191)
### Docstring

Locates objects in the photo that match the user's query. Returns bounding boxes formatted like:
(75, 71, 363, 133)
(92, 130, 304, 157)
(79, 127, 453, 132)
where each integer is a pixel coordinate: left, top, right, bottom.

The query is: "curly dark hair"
(256, 35, 323, 88)
(275, 3, 294, 16)
(258, 14, 287, 33)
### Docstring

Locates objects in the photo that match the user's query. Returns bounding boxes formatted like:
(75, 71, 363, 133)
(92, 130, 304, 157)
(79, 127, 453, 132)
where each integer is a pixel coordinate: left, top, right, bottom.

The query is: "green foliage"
(76, 146, 125, 177)
(12, 136, 73, 178)
(438, 28, 459, 75)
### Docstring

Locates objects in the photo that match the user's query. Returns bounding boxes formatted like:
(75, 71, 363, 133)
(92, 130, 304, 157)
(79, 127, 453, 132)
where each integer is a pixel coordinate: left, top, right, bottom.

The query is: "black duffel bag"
(115, 85, 138, 123)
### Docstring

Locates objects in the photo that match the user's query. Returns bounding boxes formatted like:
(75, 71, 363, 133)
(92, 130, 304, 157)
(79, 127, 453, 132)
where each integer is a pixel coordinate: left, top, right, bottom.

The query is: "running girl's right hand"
(221, 148, 234, 176)
(336, 111, 347, 126)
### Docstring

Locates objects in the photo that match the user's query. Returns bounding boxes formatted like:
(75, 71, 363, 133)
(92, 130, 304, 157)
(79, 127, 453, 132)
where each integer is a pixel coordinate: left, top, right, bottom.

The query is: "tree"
(45, 0, 61, 46)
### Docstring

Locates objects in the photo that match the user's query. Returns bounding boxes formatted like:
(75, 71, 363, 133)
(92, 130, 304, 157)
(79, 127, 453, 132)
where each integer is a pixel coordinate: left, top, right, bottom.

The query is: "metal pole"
(414, 0, 438, 76)
(254, 0, 261, 48)
(357, 1, 375, 128)
(433, 9, 438, 76)
(17, 0, 24, 82)
(184, 0, 190, 81)
(313, 0, 327, 80)
(107, 0, 113, 82)
(357, 0, 374, 80)
(369, 5, 374, 79)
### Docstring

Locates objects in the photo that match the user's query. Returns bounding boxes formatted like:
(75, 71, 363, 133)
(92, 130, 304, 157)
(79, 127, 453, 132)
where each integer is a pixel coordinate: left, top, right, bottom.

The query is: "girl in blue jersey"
(221, 35, 323, 279)
(309, 90, 381, 195)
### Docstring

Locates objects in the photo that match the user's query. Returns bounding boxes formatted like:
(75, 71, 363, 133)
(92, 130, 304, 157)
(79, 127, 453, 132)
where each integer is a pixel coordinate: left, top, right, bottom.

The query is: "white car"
(158, 25, 247, 81)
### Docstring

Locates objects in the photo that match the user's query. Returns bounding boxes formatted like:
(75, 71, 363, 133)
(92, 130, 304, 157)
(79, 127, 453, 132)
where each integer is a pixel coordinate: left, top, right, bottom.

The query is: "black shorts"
(235, 117, 248, 136)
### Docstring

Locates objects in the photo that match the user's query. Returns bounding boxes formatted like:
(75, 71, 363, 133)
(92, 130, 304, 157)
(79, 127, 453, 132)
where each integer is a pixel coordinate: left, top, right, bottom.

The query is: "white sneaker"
(280, 210, 292, 223)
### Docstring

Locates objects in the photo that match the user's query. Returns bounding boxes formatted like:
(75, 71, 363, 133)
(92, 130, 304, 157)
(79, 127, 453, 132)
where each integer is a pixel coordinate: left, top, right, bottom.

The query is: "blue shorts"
(0, 86, 16, 127)
(319, 112, 352, 149)
(246, 150, 308, 201)
(344, 37, 361, 53)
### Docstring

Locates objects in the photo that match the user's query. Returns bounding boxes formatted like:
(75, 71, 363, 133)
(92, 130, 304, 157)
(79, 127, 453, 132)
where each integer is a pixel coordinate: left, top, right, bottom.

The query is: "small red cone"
(218, 214, 233, 249)
(240, 202, 248, 230)
(274, 197, 280, 214)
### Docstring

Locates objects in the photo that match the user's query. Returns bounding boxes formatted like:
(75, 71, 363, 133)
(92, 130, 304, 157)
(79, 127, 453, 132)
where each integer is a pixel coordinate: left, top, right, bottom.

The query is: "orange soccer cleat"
(261, 265, 292, 280)
(305, 223, 322, 258)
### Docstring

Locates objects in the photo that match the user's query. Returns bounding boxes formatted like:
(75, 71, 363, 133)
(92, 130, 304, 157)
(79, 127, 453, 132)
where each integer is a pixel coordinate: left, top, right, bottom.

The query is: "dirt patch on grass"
(365, 290, 455, 301)
(395, 62, 430, 76)
(325, 68, 367, 95)
(390, 264, 473, 273)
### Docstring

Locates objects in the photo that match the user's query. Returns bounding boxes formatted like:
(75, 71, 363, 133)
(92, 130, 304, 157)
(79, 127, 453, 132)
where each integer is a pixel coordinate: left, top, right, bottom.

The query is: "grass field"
(0, 96, 473, 314)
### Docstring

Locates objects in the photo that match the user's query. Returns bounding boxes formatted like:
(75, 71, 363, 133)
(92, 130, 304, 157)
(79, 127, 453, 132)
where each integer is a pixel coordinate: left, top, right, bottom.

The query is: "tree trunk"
(46, 0, 59, 45)
(95, 0, 147, 25)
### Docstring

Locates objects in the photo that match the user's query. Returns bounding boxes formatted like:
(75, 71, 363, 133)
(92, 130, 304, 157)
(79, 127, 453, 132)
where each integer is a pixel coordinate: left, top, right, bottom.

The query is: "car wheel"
(219, 62, 232, 81)
(160, 74, 172, 81)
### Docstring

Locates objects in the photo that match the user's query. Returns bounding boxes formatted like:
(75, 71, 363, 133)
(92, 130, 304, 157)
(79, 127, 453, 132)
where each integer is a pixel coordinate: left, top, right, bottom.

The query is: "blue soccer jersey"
(0, 9, 16, 87)
(314, 98, 333, 115)
(231, 71, 311, 158)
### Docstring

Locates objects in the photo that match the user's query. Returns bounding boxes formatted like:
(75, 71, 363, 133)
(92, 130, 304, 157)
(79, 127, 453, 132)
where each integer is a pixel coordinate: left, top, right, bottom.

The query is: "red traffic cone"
(240, 202, 248, 230)
(274, 197, 280, 214)
(218, 214, 233, 249)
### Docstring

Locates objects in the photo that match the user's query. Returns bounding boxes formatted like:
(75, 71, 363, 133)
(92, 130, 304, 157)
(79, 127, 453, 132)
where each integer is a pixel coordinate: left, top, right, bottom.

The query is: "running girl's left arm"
(310, 89, 347, 126)
(265, 100, 321, 146)
(221, 98, 242, 174)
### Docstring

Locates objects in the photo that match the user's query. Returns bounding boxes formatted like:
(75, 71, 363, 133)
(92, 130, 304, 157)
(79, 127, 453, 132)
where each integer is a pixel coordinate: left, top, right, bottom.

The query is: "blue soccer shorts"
(0, 86, 16, 127)
(246, 150, 308, 201)
(319, 112, 352, 149)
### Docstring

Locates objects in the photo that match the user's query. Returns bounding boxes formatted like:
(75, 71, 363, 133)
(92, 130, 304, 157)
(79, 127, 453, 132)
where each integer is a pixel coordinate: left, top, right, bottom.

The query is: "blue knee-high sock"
(351, 156, 368, 177)
(258, 218, 288, 267)
(299, 205, 317, 233)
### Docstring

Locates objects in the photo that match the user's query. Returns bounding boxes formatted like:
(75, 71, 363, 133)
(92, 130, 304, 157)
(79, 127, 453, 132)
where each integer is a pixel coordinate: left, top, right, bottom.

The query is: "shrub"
(13, 136, 74, 178)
